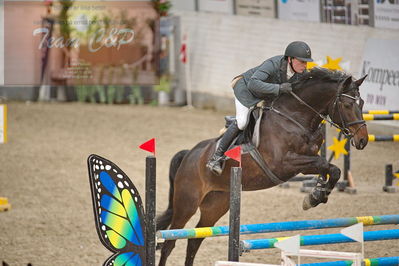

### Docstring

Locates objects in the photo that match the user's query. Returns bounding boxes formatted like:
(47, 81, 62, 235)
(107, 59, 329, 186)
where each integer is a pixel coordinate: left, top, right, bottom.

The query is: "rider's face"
(289, 57, 307, 73)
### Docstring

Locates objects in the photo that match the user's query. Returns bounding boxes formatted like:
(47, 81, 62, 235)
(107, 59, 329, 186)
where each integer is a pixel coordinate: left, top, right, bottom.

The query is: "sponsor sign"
(359, 39, 399, 110)
(278, 0, 320, 22)
(374, 0, 399, 29)
(236, 0, 275, 17)
(198, 0, 234, 14)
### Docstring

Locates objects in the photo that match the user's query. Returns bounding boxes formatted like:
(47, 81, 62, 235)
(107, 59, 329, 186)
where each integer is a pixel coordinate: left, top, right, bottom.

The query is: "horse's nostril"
(359, 138, 367, 149)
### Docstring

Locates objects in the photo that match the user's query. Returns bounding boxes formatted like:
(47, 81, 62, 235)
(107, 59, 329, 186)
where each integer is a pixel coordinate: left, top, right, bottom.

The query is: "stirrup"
(206, 158, 223, 176)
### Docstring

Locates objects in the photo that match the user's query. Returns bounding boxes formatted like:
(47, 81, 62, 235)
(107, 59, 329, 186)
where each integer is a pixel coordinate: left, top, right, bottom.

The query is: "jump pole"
(363, 114, 399, 120)
(383, 164, 397, 193)
(229, 167, 242, 262)
(156, 215, 399, 241)
(215, 257, 399, 266)
(240, 229, 399, 251)
(363, 110, 399, 114)
(343, 136, 356, 193)
(301, 256, 399, 266)
(368, 135, 399, 142)
(145, 155, 156, 266)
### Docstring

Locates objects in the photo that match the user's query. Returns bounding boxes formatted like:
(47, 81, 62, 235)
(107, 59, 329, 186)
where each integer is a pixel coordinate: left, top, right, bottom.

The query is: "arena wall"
(173, 11, 399, 112)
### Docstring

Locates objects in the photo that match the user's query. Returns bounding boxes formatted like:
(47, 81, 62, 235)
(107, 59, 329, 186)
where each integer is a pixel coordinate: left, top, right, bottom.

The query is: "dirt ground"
(0, 102, 398, 266)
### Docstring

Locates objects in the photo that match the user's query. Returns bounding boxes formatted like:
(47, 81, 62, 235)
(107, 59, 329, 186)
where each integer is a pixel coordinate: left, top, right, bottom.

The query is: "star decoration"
(322, 56, 343, 70)
(306, 61, 319, 70)
(328, 137, 348, 159)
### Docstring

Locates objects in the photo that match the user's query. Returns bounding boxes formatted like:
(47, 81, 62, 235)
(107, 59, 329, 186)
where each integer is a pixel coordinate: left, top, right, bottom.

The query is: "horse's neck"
(274, 83, 335, 131)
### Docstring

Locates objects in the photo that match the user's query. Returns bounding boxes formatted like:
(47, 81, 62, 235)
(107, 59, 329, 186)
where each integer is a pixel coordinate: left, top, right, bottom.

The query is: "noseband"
(331, 92, 366, 138)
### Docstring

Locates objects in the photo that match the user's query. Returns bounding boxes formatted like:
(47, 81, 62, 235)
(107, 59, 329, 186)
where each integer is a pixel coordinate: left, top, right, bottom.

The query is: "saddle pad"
(251, 109, 263, 148)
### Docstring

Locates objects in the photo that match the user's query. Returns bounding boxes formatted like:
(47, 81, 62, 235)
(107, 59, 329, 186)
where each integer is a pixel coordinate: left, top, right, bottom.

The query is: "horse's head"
(328, 75, 368, 150)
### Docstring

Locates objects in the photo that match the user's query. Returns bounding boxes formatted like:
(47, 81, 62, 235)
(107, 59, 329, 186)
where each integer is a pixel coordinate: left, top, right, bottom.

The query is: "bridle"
(330, 92, 366, 137)
(271, 79, 366, 139)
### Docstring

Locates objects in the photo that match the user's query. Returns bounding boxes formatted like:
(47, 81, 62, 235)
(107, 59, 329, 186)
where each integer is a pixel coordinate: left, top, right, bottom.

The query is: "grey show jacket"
(233, 55, 303, 108)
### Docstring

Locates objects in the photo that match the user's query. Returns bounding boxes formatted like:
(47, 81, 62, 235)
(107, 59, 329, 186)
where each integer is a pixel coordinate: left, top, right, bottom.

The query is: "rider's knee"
(236, 118, 247, 130)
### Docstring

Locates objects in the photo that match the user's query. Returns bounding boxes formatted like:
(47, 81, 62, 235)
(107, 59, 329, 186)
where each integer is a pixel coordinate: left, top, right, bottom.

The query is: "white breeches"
(235, 97, 250, 130)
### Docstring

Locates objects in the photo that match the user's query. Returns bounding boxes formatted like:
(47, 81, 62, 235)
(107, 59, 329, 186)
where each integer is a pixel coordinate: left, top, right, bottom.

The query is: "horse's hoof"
(302, 194, 313, 210)
(302, 193, 320, 210)
(302, 192, 329, 210)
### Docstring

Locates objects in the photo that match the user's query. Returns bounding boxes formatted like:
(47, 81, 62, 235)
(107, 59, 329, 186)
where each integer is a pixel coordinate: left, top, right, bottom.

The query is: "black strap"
(270, 107, 308, 133)
(243, 143, 284, 185)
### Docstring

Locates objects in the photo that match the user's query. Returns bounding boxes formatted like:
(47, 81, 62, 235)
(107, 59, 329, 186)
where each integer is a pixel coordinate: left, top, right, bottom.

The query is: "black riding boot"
(206, 122, 241, 175)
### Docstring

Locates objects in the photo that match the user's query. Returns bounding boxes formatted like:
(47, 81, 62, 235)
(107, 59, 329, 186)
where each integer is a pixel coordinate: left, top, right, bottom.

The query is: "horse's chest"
(293, 131, 323, 155)
(297, 141, 320, 155)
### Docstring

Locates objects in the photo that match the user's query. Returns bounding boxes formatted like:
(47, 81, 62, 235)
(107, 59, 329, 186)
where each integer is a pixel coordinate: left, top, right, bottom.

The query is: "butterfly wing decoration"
(87, 154, 145, 266)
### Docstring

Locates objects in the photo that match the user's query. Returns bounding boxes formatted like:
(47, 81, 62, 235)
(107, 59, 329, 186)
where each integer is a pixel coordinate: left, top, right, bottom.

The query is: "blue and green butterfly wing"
(88, 154, 145, 266)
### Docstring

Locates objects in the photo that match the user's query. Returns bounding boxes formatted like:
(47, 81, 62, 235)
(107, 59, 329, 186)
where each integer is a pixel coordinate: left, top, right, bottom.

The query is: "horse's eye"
(343, 102, 352, 108)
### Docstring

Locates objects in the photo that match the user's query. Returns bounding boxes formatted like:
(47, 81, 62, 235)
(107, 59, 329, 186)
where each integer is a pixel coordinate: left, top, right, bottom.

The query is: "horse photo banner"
(277, 0, 320, 22)
(374, 0, 399, 29)
(3, 0, 159, 86)
(359, 39, 399, 111)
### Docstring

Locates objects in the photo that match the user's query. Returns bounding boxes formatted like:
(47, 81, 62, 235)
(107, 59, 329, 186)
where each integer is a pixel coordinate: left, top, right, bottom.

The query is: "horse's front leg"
(283, 152, 341, 210)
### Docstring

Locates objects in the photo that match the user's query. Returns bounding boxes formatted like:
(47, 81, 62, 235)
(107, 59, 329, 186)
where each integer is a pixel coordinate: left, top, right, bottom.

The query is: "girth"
(242, 143, 285, 185)
(222, 107, 285, 185)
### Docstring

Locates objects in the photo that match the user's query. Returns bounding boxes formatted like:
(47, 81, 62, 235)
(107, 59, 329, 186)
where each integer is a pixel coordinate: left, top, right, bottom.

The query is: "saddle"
(223, 107, 262, 148)
(216, 107, 284, 185)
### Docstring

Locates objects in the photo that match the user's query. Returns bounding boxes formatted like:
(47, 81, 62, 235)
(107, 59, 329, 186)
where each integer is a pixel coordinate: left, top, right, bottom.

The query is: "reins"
(268, 80, 366, 138)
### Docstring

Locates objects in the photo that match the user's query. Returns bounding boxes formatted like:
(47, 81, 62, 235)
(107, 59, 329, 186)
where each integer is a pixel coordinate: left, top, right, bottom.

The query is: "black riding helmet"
(284, 41, 313, 62)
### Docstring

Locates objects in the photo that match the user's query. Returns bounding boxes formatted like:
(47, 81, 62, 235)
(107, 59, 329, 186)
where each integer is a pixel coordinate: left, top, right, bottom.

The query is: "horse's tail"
(156, 149, 189, 230)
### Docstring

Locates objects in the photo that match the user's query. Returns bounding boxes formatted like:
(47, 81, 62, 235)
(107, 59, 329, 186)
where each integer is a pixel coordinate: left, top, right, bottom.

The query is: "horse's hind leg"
(184, 191, 230, 266)
(158, 188, 203, 266)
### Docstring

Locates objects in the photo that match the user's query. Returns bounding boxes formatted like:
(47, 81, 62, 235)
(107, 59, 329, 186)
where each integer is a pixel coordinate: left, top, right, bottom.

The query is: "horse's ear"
(339, 76, 352, 93)
(354, 75, 368, 87)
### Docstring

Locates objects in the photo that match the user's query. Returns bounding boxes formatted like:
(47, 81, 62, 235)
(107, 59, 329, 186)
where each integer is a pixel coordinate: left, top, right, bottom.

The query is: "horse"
(156, 68, 369, 266)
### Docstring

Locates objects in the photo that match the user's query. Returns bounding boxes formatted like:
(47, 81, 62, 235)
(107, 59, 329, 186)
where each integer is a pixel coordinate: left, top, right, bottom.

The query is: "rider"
(206, 41, 314, 175)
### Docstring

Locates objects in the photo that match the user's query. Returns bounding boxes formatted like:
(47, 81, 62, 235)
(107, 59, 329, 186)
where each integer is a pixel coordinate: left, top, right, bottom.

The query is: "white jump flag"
(341, 222, 364, 243)
(274, 235, 300, 255)
(341, 222, 364, 259)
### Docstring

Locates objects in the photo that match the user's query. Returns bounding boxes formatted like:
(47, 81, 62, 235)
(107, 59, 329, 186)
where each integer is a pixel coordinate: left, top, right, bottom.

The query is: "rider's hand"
(279, 83, 292, 94)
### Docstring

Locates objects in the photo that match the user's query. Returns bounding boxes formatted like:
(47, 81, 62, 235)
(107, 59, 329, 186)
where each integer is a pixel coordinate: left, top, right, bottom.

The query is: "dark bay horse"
(156, 68, 369, 266)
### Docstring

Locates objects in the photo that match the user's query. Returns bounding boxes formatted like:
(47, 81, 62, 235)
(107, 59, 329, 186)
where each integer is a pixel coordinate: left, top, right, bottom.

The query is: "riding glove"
(279, 83, 292, 94)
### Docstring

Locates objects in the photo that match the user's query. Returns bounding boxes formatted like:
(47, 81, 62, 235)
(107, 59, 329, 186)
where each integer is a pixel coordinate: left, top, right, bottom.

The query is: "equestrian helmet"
(284, 41, 313, 62)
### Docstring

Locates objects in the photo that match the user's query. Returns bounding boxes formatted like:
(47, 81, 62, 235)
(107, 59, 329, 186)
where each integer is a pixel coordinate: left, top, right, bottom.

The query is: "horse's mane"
(293, 67, 349, 89)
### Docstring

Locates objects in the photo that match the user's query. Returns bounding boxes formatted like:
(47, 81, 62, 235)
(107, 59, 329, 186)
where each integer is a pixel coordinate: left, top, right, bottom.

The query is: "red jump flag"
(139, 138, 156, 156)
(224, 146, 241, 167)
(180, 35, 187, 64)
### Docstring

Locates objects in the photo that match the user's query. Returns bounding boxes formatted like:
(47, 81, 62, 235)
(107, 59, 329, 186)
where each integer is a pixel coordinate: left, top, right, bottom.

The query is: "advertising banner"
(374, 0, 399, 29)
(3, 1, 159, 86)
(198, 0, 234, 14)
(236, 0, 275, 18)
(359, 39, 399, 110)
(278, 0, 320, 22)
